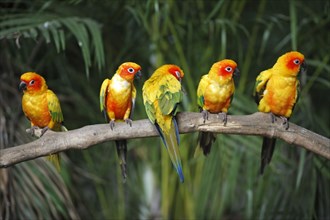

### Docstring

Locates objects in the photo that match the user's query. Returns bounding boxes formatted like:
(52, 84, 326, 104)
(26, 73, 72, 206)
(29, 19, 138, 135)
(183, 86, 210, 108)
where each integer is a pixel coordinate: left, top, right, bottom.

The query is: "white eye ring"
(128, 67, 135, 73)
(293, 59, 300, 65)
(225, 66, 233, 72)
(175, 71, 181, 78)
(29, 80, 35, 85)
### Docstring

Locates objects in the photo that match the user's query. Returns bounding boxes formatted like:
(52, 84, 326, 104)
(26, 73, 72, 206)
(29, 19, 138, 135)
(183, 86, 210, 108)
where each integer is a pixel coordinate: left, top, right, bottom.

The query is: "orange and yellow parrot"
(19, 72, 67, 171)
(196, 59, 239, 155)
(254, 51, 306, 174)
(142, 64, 185, 183)
(100, 62, 142, 181)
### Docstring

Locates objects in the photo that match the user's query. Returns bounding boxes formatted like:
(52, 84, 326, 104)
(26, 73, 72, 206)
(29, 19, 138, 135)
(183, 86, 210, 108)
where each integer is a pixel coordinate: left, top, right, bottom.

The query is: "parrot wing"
(143, 73, 182, 123)
(254, 69, 272, 104)
(46, 90, 64, 171)
(197, 74, 209, 109)
(129, 85, 137, 119)
(100, 78, 111, 122)
(46, 90, 64, 123)
(158, 74, 183, 115)
(294, 80, 300, 105)
(158, 85, 182, 116)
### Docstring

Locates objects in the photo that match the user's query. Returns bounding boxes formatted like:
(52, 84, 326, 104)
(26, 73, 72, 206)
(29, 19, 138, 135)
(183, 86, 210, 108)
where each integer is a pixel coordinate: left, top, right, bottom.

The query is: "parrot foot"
(27, 126, 39, 136)
(280, 116, 289, 130)
(109, 120, 115, 130)
(27, 126, 49, 137)
(125, 119, 132, 127)
(201, 110, 209, 123)
(40, 127, 49, 136)
(217, 112, 228, 126)
(270, 113, 277, 123)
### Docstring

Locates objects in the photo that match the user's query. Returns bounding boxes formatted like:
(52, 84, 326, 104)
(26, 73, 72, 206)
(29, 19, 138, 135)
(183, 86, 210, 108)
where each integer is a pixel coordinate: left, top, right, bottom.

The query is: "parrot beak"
(19, 81, 27, 91)
(135, 70, 142, 80)
(300, 60, 307, 74)
(234, 68, 240, 77)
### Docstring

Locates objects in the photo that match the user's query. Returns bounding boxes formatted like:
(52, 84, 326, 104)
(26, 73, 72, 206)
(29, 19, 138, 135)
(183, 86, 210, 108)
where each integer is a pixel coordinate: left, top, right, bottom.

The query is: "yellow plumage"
(196, 59, 239, 155)
(254, 51, 306, 174)
(20, 72, 66, 171)
(143, 64, 185, 182)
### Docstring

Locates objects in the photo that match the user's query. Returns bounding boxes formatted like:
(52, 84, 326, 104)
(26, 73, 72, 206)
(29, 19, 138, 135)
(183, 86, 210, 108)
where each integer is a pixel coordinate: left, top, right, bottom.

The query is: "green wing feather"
(143, 73, 182, 122)
(144, 101, 156, 123)
(158, 86, 182, 116)
(47, 90, 64, 123)
(197, 95, 204, 108)
(158, 75, 183, 116)
(46, 90, 65, 171)
(196, 74, 209, 109)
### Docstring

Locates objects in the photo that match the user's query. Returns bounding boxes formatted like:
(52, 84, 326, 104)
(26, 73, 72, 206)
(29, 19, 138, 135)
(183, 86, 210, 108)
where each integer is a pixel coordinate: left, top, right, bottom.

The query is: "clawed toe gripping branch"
(0, 112, 329, 168)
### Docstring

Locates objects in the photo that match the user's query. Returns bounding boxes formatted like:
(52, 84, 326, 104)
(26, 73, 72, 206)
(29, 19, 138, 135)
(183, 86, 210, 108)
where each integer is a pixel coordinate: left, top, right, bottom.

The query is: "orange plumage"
(19, 72, 66, 170)
(254, 51, 306, 174)
(196, 59, 239, 155)
(100, 62, 142, 181)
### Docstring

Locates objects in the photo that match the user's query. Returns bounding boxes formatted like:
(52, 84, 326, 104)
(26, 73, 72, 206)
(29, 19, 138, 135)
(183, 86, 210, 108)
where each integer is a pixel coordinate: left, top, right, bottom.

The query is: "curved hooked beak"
(135, 70, 142, 80)
(234, 68, 240, 77)
(19, 81, 27, 91)
(300, 60, 307, 74)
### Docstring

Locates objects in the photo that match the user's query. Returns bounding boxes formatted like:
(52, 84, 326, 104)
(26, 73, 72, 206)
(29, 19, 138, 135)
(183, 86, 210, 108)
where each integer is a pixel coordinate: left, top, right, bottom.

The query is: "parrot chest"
(261, 76, 298, 117)
(203, 80, 234, 113)
(22, 93, 51, 128)
(106, 79, 132, 118)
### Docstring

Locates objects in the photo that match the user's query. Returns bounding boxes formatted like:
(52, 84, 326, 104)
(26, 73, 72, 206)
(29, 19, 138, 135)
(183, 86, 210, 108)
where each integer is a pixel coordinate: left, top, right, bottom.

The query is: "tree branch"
(1, 112, 329, 167)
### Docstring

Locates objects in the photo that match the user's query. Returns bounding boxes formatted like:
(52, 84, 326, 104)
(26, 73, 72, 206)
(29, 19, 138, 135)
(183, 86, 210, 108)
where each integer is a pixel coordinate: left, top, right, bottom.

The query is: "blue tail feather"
(172, 117, 180, 145)
(155, 122, 184, 183)
(176, 163, 184, 183)
(155, 123, 166, 147)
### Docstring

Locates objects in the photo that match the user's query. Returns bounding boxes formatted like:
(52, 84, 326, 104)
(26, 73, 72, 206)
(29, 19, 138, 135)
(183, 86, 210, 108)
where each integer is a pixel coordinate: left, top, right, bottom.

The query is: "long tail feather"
(47, 154, 61, 171)
(195, 131, 216, 156)
(260, 137, 276, 175)
(46, 124, 67, 171)
(156, 120, 184, 183)
(115, 140, 128, 182)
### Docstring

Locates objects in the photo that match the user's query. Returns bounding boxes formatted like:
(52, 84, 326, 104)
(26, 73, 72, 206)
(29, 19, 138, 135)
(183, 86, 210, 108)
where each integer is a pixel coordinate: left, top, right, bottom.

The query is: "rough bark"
(1, 112, 329, 167)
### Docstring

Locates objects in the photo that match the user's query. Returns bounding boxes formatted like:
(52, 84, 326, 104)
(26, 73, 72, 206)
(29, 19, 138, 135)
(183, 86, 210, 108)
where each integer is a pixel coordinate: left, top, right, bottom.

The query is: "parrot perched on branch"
(100, 62, 142, 181)
(142, 64, 185, 183)
(196, 59, 239, 156)
(19, 72, 67, 171)
(254, 51, 306, 175)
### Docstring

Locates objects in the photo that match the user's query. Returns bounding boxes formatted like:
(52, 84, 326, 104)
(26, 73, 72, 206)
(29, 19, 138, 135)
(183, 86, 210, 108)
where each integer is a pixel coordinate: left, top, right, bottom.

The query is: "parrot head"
(19, 72, 47, 94)
(117, 62, 142, 81)
(210, 59, 239, 80)
(164, 64, 184, 82)
(275, 51, 306, 76)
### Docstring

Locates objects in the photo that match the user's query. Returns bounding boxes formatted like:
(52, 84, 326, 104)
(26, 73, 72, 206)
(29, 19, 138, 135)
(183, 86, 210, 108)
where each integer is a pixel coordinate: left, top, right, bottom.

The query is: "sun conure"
(196, 59, 239, 156)
(254, 51, 306, 174)
(142, 64, 185, 183)
(100, 62, 142, 181)
(19, 72, 67, 171)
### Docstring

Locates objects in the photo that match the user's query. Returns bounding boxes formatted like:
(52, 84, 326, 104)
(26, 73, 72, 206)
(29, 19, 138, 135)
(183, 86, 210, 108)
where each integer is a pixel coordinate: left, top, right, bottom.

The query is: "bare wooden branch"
(1, 112, 329, 167)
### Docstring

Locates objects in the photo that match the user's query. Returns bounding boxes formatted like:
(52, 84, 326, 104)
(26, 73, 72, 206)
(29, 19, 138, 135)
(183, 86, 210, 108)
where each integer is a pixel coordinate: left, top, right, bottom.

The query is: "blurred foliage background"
(1, 0, 329, 219)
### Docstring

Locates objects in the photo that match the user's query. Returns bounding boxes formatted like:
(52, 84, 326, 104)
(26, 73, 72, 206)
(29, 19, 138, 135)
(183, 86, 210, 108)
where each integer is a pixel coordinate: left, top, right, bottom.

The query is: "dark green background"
(1, 0, 329, 219)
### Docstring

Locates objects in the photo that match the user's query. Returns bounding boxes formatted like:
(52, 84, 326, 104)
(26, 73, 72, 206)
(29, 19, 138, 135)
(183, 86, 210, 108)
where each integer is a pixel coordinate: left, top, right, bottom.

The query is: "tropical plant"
(1, 0, 329, 219)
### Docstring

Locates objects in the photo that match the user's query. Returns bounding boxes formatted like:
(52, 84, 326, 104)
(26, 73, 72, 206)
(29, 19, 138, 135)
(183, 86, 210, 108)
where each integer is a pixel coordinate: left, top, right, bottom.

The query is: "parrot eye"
(225, 66, 233, 72)
(29, 80, 35, 85)
(175, 71, 181, 79)
(127, 67, 135, 73)
(293, 59, 301, 65)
